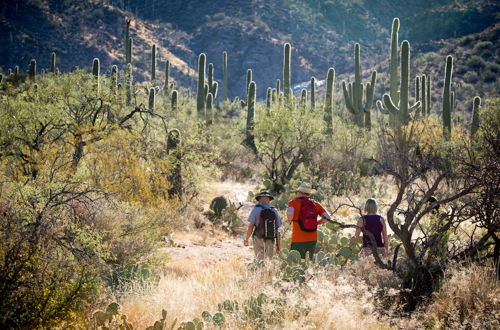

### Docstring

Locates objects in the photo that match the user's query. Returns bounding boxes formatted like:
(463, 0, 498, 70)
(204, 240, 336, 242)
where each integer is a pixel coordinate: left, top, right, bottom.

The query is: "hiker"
(243, 192, 282, 260)
(287, 183, 332, 260)
(354, 198, 389, 258)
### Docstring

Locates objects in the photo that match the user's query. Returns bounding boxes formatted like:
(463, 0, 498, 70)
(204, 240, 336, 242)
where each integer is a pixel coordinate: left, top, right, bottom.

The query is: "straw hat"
(296, 182, 317, 194)
(255, 191, 274, 201)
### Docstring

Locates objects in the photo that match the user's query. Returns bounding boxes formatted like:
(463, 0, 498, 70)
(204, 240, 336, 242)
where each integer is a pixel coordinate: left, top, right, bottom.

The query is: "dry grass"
(422, 263, 500, 329)
(118, 256, 399, 329)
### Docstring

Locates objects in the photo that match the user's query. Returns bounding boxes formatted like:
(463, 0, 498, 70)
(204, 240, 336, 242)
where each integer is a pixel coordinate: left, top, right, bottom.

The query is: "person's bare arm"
(286, 207, 294, 223)
(354, 217, 363, 239)
(244, 224, 255, 246)
(381, 217, 389, 256)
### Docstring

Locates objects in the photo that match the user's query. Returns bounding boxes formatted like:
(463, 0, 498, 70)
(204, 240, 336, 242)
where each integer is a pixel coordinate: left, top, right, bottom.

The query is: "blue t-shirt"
(247, 204, 282, 227)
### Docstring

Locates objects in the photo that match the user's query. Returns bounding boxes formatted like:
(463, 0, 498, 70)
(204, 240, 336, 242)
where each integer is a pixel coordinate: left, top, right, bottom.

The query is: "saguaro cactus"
(442, 56, 453, 139)
(127, 37, 133, 65)
(283, 43, 291, 104)
(342, 43, 377, 129)
(470, 96, 481, 137)
(92, 58, 100, 93)
(206, 93, 213, 124)
(29, 59, 36, 80)
(246, 69, 252, 95)
(151, 44, 156, 82)
(310, 77, 316, 110)
(163, 60, 170, 94)
(171, 90, 178, 112)
(222, 51, 228, 100)
(111, 65, 118, 93)
(300, 89, 307, 113)
(378, 41, 420, 126)
(426, 75, 431, 115)
(208, 63, 214, 94)
(197, 53, 206, 116)
(388, 17, 400, 127)
(421, 75, 427, 116)
(266, 87, 272, 110)
(246, 81, 257, 152)
(148, 87, 155, 111)
(125, 19, 131, 64)
(324, 68, 335, 135)
(126, 63, 133, 105)
(167, 129, 182, 197)
(51, 52, 56, 74)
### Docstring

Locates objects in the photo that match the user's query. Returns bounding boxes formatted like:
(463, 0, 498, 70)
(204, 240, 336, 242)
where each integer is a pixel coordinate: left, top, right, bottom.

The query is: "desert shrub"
(482, 70, 497, 83)
(423, 264, 499, 329)
(463, 71, 479, 84)
(466, 55, 486, 71)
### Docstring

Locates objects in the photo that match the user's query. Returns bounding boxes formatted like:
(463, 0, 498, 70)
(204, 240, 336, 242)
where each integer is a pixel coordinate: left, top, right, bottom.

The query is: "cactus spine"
(470, 96, 481, 137)
(29, 59, 36, 80)
(324, 68, 335, 135)
(442, 55, 453, 139)
(222, 51, 228, 100)
(342, 43, 377, 129)
(197, 53, 206, 116)
(379, 41, 420, 126)
(151, 44, 156, 83)
(51, 52, 56, 74)
(283, 43, 291, 104)
(171, 90, 178, 112)
(246, 81, 257, 152)
(310, 77, 316, 110)
(163, 60, 170, 94)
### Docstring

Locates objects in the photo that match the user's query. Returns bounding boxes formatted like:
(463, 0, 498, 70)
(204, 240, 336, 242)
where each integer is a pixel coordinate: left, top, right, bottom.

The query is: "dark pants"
(290, 241, 317, 260)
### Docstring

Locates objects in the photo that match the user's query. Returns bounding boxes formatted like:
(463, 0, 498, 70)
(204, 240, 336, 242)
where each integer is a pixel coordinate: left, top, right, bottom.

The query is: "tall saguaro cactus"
(206, 93, 213, 124)
(442, 55, 453, 139)
(300, 89, 307, 113)
(167, 129, 182, 197)
(470, 96, 481, 137)
(29, 59, 36, 80)
(324, 68, 335, 135)
(51, 52, 56, 74)
(126, 63, 133, 106)
(283, 43, 291, 104)
(388, 17, 400, 126)
(197, 53, 206, 116)
(171, 90, 178, 112)
(342, 43, 377, 129)
(222, 51, 228, 100)
(92, 58, 100, 93)
(125, 19, 131, 64)
(151, 44, 156, 83)
(111, 65, 118, 93)
(266, 87, 272, 110)
(246, 81, 257, 153)
(310, 77, 316, 110)
(378, 41, 420, 126)
(148, 87, 156, 111)
(163, 60, 170, 94)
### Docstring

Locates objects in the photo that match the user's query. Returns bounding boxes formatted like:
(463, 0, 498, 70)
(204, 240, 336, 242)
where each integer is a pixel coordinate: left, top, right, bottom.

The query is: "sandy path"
(163, 181, 257, 273)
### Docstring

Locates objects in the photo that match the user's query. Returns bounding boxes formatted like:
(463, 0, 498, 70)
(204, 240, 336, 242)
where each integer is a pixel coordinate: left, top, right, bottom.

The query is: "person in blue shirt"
(243, 192, 282, 260)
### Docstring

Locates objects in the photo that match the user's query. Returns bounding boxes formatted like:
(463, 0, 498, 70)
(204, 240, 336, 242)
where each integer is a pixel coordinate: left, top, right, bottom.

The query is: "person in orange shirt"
(286, 183, 332, 259)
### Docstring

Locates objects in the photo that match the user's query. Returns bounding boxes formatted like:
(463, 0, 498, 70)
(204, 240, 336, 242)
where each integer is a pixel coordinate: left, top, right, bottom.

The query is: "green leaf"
(212, 313, 225, 327)
(338, 246, 352, 257)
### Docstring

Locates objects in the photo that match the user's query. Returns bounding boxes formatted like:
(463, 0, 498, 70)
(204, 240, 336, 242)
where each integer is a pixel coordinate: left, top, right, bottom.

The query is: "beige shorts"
(253, 236, 275, 260)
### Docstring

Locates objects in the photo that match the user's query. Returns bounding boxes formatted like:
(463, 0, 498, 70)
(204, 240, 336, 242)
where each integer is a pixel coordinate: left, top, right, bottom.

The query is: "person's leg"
(305, 241, 317, 260)
(290, 242, 306, 259)
(264, 239, 275, 259)
(252, 236, 265, 260)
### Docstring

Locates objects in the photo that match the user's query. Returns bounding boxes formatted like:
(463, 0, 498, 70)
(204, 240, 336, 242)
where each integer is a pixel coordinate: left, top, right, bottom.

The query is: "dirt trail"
(163, 181, 257, 273)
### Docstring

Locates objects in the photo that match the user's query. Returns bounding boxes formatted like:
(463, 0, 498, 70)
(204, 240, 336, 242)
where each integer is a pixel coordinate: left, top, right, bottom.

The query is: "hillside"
(1, 0, 499, 105)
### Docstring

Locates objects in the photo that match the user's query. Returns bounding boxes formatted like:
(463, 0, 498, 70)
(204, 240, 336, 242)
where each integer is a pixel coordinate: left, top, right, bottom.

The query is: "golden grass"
(118, 256, 396, 329)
